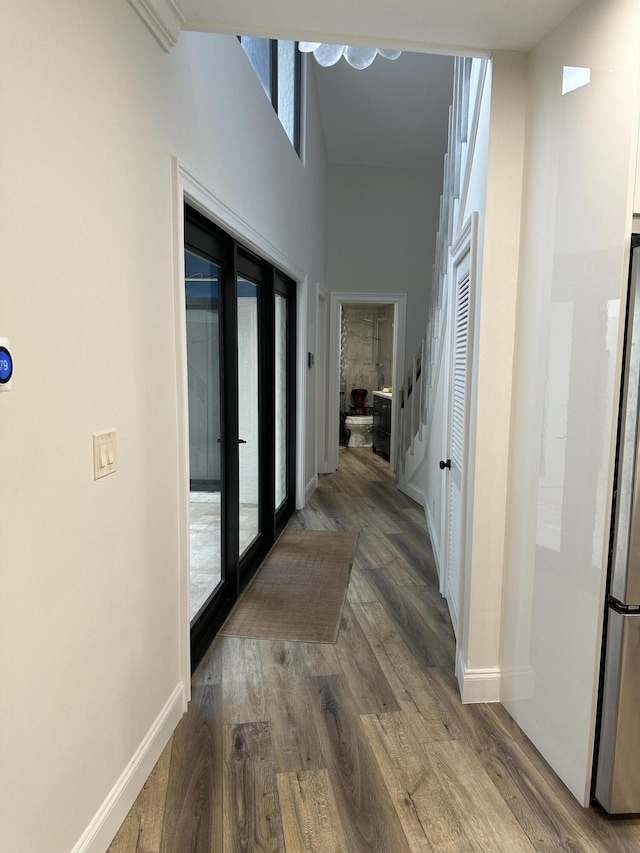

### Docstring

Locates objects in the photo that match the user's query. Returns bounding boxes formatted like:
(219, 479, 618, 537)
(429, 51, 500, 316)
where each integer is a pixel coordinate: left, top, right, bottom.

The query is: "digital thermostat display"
(0, 344, 13, 385)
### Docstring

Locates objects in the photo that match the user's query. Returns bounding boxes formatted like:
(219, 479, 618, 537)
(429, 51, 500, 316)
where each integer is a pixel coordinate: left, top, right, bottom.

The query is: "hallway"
(109, 450, 640, 852)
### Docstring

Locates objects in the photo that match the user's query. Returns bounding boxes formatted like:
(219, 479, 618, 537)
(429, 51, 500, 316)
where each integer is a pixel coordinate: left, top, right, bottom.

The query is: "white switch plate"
(93, 430, 117, 480)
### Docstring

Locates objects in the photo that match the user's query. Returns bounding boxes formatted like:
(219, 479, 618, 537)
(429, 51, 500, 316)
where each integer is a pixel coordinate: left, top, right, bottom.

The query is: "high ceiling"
(172, 0, 583, 171)
(177, 0, 583, 54)
(153, 0, 585, 173)
(310, 51, 454, 171)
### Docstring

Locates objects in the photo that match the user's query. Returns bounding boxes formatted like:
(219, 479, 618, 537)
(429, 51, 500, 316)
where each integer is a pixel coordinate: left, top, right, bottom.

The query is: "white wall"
(0, 5, 327, 851)
(501, 0, 640, 805)
(327, 164, 443, 370)
(458, 50, 528, 694)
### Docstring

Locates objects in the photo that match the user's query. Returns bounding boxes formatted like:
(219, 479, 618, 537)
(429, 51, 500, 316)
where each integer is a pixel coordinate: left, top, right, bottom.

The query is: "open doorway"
(340, 303, 394, 453)
(328, 292, 406, 473)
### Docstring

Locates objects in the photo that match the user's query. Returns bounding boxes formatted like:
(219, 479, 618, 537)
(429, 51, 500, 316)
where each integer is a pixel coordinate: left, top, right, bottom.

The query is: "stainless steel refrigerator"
(594, 234, 640, 814)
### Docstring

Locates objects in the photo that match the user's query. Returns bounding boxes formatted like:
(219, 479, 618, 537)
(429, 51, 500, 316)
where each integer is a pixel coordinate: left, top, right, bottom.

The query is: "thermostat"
(0, 338, 12, 391)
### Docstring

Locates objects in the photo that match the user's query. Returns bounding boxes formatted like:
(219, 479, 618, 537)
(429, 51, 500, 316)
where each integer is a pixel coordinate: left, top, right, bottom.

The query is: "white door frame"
(442, 213, 478, 639)
(316, 286, 330, 474)
(328, 292, 407, 473)
(171, 158, 308, 689)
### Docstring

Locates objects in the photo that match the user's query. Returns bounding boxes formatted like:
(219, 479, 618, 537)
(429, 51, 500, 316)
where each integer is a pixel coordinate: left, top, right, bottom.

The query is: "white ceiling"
(178, 0, 583, 54)
(311, 52, 454, 170)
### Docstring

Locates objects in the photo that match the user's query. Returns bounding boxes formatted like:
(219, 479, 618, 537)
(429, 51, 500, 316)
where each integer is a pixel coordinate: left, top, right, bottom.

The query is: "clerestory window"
(239, 37, 302, 156)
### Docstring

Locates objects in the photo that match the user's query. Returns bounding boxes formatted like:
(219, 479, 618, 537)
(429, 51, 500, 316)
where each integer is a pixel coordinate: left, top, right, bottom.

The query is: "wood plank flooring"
(108, 448, 640, 852)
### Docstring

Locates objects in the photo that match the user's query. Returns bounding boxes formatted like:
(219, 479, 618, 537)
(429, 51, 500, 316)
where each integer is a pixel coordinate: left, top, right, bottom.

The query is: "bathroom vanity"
(372, 390, 392, 459)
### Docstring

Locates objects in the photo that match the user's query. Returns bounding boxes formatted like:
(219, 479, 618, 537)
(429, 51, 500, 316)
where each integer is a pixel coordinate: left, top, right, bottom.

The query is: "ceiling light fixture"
(298, 42, 401, 70)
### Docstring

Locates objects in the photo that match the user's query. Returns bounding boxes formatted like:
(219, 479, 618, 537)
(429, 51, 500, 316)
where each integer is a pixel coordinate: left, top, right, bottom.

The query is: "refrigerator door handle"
(608, 596, 640, 615)
(595, 609, 640, 813)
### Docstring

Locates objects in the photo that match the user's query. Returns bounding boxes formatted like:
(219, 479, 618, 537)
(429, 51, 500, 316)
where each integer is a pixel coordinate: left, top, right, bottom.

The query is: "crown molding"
(127, 0, 185, 52)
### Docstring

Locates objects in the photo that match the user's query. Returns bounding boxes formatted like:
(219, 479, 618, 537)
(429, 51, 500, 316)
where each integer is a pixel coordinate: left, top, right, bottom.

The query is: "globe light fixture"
(298, 42, 401, 70)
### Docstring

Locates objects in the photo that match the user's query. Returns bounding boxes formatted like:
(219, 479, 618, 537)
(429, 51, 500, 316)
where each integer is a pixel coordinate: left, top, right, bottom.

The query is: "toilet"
(344, 387, 373, 447)
(344, 414, 374, 447)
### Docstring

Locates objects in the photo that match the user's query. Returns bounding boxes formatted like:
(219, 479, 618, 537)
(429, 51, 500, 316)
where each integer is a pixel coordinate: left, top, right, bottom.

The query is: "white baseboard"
(397, 481, 425, 507)
(72, 682, 186, 853)
(303, 475, 317, 507)
(500, 665, 536, 702)
(424, 503, 443, 589)
(446, 579, 459, 636)
(457, 652, 501, 704)
(400, 441, 426, 483)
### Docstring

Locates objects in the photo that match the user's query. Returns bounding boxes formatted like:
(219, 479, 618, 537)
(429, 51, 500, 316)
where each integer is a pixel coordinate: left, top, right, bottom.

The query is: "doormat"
(219, 530, 358, 643)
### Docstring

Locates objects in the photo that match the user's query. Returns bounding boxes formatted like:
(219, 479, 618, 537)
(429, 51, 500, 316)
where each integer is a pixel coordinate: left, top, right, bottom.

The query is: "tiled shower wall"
(340, 304, 394, 412)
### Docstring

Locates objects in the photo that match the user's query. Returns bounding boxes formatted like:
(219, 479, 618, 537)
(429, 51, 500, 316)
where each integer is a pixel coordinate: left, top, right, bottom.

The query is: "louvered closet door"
(446, 251, 471, 634)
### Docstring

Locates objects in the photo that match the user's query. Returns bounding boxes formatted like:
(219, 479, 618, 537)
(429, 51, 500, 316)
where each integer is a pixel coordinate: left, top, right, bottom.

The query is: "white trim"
(457, 60, 489, 235)
(425, 501, 444, 590)
(71, 683, 185, 853)
(437, 310, 450, 600)
(185, 23, 491, 61)
(457, 652, 501, 704)
(178, 162, 307, 283)
(397, 480, 425, 507)
(451, 210, 475, 260)
(170, 159, 192, 695)
(296, 278, 309, 509)
(446, 573, 460, 635)
(316, 286, 330, 475)
(399, 433, 425, 483)
(298, 54, 309, 168)
(328, 292, 407, 474)
(424, 284, 450, 454)
(126, 0, 185, 52)
(305, 475, 318, 503)
(173, 156, 310, 659)
(500, 666, 536, 703)
(454, 211, 480, 683)
(442, 212, 478, 646)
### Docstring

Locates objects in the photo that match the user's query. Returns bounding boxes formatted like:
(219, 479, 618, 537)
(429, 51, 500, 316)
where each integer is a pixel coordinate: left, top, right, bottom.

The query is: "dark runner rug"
(219, 529, 358, 643)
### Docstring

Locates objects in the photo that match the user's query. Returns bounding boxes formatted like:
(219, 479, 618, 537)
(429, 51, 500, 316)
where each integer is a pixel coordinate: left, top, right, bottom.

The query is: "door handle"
(439, 459, 451, 470)
(239, 439, 247, 445)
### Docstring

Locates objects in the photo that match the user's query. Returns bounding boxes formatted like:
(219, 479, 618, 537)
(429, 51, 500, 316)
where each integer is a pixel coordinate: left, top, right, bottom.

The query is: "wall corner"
(126, 0, 185, 52)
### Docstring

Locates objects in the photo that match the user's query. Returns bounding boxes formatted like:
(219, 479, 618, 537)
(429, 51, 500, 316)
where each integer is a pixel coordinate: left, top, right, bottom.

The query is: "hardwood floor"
(108, 448, 640, 852)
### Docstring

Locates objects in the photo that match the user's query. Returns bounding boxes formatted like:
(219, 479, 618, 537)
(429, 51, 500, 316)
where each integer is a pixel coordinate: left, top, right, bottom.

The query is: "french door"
(184, 204, 296, 668)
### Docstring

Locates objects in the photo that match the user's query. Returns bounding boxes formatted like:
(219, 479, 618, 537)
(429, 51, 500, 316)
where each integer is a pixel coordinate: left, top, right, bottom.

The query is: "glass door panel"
(275, 277, 296, 530)
(185, 249, 223, 622)
(185, 203, 297, 669)
(275, 292, 288, 509)
(237, 277, 261, 558)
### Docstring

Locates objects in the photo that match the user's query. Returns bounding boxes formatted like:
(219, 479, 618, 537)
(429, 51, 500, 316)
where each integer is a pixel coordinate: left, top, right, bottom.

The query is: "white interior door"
(443, 221, 475, 636)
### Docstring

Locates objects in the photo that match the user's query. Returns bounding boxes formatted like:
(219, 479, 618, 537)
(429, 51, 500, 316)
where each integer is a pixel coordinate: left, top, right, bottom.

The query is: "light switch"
(93, 430, 117, 480)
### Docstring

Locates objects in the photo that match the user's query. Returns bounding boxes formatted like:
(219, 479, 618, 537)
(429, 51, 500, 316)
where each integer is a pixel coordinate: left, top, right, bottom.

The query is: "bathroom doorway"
(328, 292, 406, 473)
